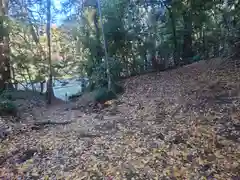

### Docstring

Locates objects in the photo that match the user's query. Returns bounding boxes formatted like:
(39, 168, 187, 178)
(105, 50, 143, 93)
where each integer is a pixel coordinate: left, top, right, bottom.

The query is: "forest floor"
(0, 58, 240, 179)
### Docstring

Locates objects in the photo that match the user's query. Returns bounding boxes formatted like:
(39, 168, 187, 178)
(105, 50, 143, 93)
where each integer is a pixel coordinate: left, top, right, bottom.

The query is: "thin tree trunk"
(168, 8, 179, 66)
(0, 0, 11, 90)
(20, 65, 35, 91)
(46, 0, 54, 104)
(182, 10, 193, 64)
(93, 9, 102, 64)
(40, 81, 44, 94)
(149, 5, 158, 71)
(96, 0, 111, 90)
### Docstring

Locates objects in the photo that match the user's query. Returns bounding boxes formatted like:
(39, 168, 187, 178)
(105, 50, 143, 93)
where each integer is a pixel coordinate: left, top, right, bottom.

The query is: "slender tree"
(46, 0, 53, 104)
(0, 0, 11, 90)
(96, 0, 111, 90)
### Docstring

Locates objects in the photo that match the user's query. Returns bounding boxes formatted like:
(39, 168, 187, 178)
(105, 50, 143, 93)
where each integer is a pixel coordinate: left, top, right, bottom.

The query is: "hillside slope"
(1, 59, 239, 179)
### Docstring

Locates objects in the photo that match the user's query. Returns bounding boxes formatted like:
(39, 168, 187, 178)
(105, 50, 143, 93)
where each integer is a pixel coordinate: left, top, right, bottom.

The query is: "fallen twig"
(33, 120, 72, 126)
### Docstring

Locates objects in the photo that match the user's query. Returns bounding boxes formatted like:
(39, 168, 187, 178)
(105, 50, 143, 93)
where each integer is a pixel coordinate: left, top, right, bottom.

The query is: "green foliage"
(88, 58, 125, 90)
(86, 81, 96, 92)
(0, 99, 17, 116)
(1, 0, 239, 100)
(109, 58, 123, 81)
(94, 88, 117, 103)
(68, 92, 83, 100)
(192, 54, 201, 62)
(90, 62, 108, 88)
(0, 91, 13, 100)
(111, 83, 124, 94)
(0, 88, 4, 95)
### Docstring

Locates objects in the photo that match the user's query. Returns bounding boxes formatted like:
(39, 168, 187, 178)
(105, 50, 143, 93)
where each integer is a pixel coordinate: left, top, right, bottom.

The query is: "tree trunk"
(93, 9, 103, 64)
(40, 81, 44, 94)
(149, 5, 158, 71)
(202, 27, 209, 59)
(151, 52, 158, 71)
(0, 0, 11, 90)
(169, 8, 179, 66)
(46, 0, 54, 104)
(96, 0, 111, 90)
(182, 10, 193, 64)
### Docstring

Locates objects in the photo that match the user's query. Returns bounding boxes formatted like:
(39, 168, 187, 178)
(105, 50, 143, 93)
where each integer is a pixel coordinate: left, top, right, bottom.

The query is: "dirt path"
(1, 60, 240, 179)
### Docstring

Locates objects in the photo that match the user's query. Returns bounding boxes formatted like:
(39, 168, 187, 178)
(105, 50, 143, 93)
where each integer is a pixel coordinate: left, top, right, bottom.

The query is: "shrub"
(0, 100, 18, 116)
(112, 83, 124, 94)
(68, 92, 83, 101)
(0, 88, 4, 94)
(86, 81, 96, 92)
(0, 91, 13, 100)
(94, 88, 117, 103)
(192, 54, 201, 62)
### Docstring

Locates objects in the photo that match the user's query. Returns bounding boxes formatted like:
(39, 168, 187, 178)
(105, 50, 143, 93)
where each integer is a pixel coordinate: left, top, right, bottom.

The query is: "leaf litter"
(0, 59, 240, 179)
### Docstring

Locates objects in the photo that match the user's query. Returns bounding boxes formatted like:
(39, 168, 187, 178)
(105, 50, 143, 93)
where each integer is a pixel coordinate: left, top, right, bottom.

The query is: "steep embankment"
(0, 59, 239, 179)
